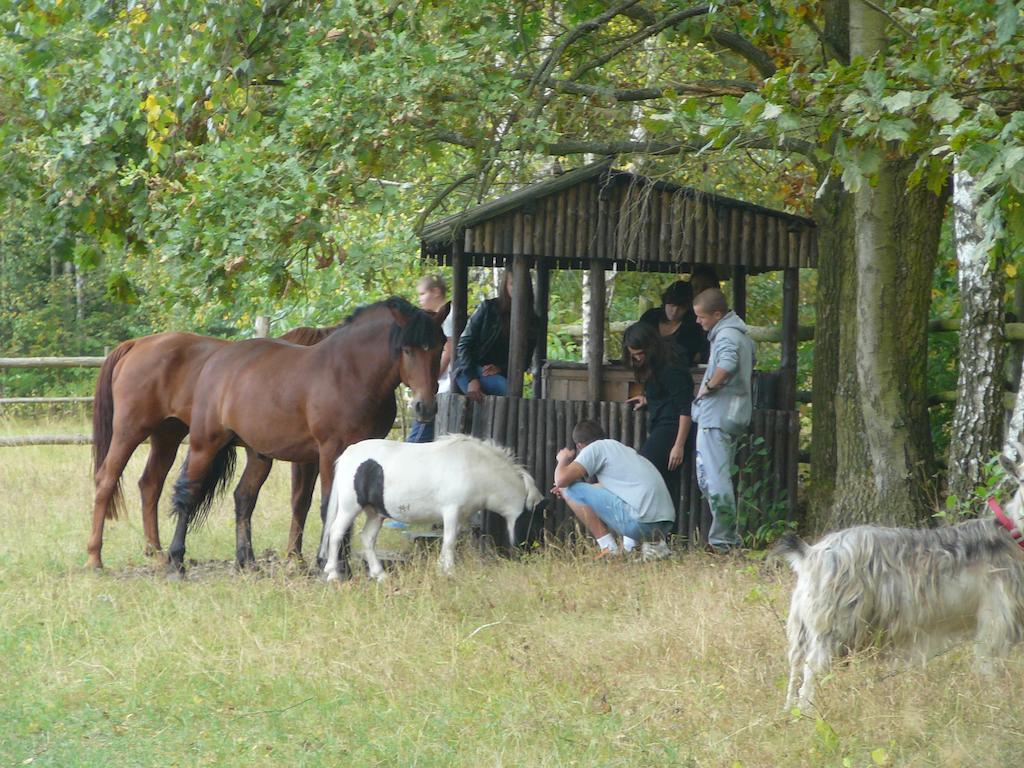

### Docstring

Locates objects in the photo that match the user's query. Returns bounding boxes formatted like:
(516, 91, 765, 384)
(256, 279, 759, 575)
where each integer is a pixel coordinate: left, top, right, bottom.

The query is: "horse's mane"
(342, 296, 442, 356)
(278, 324, 341, 346)
(435, 434, 529, 478)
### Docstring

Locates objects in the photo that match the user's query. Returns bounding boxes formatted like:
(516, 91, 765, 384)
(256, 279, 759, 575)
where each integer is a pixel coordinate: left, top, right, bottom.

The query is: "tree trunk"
(947, 168, 1006, 501)
(808, 174, 853, 516)
(810, 1, 946, 528)
(807, 0, 851, 519)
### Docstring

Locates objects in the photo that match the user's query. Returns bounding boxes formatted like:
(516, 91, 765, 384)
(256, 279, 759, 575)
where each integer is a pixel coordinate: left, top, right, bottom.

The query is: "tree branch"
(546, 76, 758, 101)
(527, 0, 643, 94)
(799, 14, 850, 66)
(433, 131, 816, 161)
(414, 172, 476, 235)
(569, 2, 742, 83)
(601, 1, 778, 81)
(854, 0, 916, 42)
(708, 27, 777, 78)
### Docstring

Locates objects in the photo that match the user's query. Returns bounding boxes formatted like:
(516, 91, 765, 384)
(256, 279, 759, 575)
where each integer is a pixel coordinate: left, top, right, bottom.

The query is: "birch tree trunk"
(1006, 359, 1024, 451)
(947, 168, 1005, 501)
(581, 270, 591, 360)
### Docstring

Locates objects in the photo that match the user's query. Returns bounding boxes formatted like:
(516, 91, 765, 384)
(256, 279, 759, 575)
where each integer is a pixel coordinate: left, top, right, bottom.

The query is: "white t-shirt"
(438, 312, 454, 395)
(574, 439, 675, 523)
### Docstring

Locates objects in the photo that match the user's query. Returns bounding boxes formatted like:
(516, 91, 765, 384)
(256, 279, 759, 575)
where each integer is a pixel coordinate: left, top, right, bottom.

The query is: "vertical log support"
(587, 260, 607, 402)
(731, 266, 747, 320)
(450, 240, 469, 392)
(508, 254, 531, 397)
(779, 267, 799, 411)
(534, 262, 551, 398)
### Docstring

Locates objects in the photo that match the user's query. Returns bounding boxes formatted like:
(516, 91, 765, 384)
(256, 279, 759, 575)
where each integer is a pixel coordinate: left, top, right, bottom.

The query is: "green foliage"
(937, 453, 1010, 524)
(733, 435, 795, 549)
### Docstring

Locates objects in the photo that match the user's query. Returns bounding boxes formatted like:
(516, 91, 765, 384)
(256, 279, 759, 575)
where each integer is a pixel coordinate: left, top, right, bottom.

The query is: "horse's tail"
(92, 339, 136, 520)
(773, 532, 809, 572)
(171, 443, 238, 532)
(316, 468, 345, 565)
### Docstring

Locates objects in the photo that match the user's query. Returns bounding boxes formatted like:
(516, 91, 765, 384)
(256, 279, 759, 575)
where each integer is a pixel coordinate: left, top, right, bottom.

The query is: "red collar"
(988, 497, 1024, 549)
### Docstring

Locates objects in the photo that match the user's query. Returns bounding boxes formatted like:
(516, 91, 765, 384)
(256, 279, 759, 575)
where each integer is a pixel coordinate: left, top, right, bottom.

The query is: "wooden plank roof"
(420, 160, 817, 273)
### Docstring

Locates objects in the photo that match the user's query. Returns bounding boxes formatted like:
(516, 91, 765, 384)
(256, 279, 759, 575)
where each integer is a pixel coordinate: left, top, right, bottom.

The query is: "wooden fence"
(0, 356, 102, 446)
(435, 393, 798, 547)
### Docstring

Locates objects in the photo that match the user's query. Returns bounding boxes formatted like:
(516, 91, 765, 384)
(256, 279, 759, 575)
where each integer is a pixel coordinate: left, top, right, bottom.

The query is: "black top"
(641, 350, 694, 429)
(639, 307, 709, 365)
(454, 297, 537, 379)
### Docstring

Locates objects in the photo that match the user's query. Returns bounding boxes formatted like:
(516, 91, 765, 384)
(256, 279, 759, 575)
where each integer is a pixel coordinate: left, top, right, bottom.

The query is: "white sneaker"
(640, 540, 671, 561)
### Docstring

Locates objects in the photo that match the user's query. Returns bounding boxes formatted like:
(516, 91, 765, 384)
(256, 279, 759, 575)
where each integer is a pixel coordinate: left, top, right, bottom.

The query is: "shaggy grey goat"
(777, 446, 1024, 709)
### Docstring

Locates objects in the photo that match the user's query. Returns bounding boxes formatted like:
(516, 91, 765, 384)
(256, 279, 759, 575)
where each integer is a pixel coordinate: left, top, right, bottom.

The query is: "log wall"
(436, 393, 799, 548)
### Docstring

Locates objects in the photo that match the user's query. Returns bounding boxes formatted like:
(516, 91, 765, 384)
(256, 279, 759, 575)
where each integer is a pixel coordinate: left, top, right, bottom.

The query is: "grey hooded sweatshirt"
(692, 311, 755, 435)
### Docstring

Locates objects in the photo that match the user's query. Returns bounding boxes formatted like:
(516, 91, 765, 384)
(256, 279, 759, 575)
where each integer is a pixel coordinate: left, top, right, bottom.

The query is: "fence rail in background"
(1, 357, 101, 423)
(0, 434, 91, 447)
(0, 356, 105, 368)
(0, 396, 92, 405)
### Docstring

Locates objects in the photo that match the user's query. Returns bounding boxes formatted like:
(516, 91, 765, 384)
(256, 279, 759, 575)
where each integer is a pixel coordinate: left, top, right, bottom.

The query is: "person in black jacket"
(639, 280, 708, 365)
(453, 269, 537, 401)
(623, 321, 693, 520)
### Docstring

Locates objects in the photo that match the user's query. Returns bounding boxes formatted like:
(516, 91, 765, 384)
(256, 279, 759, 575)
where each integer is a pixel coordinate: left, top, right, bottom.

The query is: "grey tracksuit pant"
(696, 425, 741, 549)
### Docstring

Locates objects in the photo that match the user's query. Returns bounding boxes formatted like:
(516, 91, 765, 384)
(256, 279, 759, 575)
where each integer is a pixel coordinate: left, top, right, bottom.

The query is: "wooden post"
(533, 262, 551, 397)
(254, 316, 270, 338)
(587, 259, 606, 402)
(450, 240, 469, 392)
(779, 267, 799, 411)
(731, 266, 747, 320)
(507, 254, 531, 397)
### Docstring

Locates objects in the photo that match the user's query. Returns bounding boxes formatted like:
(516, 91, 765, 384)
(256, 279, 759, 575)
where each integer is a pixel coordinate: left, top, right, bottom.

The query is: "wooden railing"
(1, 356, 102, 446)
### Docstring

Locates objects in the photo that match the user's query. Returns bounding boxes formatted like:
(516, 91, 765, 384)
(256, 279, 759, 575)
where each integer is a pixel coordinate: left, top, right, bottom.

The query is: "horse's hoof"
(85, 556, 103, 570)
(165, 561, 186, 580)
(235, 556, 260, 573)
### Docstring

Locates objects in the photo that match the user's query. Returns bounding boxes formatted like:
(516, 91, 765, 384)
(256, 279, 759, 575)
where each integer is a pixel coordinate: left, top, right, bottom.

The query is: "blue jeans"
(562, 482, 671, 542)
(455, 369, 508, 397)
(407, 419, 435, 443)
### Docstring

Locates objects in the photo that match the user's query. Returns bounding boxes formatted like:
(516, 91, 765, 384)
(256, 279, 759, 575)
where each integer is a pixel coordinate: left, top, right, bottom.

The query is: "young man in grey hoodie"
(692, 288, 755, 552)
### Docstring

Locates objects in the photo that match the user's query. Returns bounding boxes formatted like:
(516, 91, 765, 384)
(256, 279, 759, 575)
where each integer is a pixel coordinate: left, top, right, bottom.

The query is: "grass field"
(2, 418, 1022, 767)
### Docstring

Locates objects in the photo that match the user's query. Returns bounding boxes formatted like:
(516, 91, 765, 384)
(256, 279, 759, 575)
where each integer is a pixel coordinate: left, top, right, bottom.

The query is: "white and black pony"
(319, 435, 545, 581)
(776, 443, 1024, 709)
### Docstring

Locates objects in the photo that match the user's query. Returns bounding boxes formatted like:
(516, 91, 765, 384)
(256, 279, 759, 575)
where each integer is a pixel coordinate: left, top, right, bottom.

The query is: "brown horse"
(88, 324, 336, 569)
(167, 297, 444, 576)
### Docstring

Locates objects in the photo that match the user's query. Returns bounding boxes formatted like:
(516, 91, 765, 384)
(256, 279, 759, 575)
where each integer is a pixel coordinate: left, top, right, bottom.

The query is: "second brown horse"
(167, 297, 444, 576)
(88, 324, 337, 569)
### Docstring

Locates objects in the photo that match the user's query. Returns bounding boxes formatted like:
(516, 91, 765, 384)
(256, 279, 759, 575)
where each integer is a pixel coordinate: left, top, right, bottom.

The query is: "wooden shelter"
(420, 159, 817, 545)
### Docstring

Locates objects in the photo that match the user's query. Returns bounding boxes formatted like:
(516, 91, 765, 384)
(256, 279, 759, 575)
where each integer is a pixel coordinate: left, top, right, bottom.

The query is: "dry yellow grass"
(1, 421, 1022, 766)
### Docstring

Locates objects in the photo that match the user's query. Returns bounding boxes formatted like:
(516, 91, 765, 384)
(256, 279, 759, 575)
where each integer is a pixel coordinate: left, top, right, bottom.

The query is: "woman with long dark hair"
(639, 279, 708, 364)
(453, 268, 537, 401)
(623, 321, 693, 515)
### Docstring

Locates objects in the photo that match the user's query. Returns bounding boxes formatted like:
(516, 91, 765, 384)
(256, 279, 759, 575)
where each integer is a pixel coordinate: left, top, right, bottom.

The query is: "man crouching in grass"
(553, 419, 675, 561)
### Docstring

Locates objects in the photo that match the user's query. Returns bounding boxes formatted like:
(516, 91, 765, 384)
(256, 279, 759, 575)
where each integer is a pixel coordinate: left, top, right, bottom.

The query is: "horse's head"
(386, 297, 445, 422)
(998, 441, 1024, 530)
